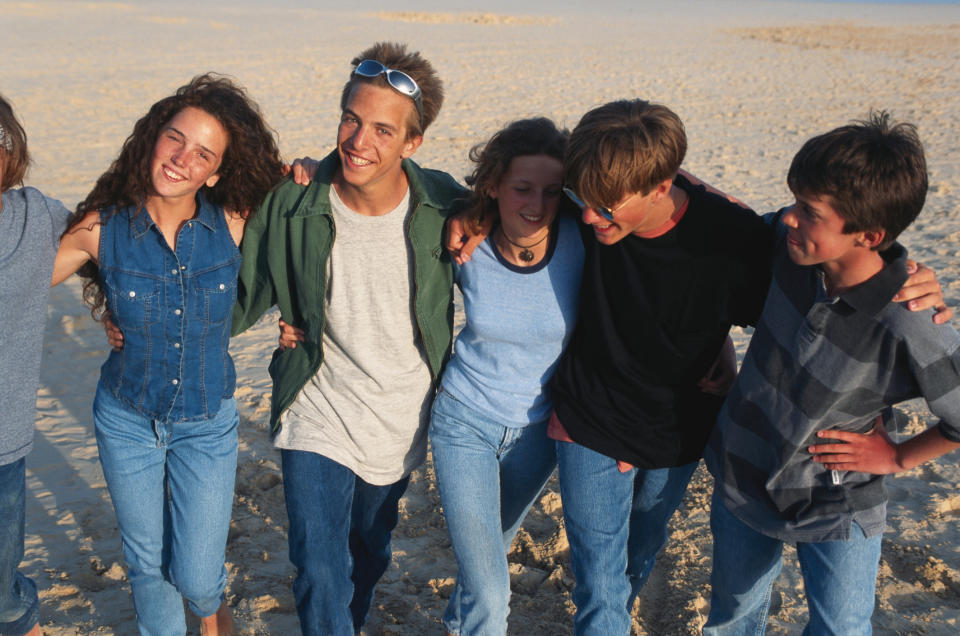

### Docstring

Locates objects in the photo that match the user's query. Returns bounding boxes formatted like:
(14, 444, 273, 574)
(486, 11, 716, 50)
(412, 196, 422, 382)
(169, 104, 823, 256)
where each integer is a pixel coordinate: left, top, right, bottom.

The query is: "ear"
(653, 178, 673, 200)
(856, 228, 886, 250)
(205, 172, 221, 189)
(401, 134, 423, 159)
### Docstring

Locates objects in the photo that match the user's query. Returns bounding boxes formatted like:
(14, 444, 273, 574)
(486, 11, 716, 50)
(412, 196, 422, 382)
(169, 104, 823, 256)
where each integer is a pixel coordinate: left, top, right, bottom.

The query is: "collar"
(834, 242, 909, 316)
(288, 151, 454, 218)
(129, 191, 219, 239)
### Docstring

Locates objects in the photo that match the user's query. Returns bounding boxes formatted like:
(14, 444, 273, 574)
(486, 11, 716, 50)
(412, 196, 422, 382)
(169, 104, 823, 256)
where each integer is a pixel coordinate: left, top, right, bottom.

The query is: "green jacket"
(232, 152, 466, 433)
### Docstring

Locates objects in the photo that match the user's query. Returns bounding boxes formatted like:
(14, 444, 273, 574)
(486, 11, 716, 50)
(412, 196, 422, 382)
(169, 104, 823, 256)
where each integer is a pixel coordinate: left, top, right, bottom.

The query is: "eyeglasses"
(563, 187, 639, 222)
(352, 59, 424, 126)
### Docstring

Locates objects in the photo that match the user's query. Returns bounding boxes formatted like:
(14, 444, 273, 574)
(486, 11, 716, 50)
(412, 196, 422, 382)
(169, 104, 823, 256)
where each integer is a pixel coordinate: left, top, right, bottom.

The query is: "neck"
(634, 184, 687, 236)
(821, 249, 885, 296)
(145, 193, 199, 223)
(332, 168, 410, 217)
(494, 223, 551, 267)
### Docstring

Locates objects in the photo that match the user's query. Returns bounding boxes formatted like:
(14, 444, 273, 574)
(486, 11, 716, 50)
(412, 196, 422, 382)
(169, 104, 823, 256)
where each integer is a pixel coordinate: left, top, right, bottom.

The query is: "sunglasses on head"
(563, 187, 638, 222)
(352, 59, 424, 126)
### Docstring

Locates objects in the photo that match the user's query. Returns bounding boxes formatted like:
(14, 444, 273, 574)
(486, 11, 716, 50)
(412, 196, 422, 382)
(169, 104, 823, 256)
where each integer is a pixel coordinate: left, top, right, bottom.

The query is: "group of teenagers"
(2, 39, 959, 636)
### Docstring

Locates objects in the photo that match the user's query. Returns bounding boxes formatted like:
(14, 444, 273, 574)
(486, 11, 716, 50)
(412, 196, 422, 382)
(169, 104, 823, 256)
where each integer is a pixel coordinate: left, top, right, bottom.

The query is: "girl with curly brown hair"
(54, 74, 284, 636)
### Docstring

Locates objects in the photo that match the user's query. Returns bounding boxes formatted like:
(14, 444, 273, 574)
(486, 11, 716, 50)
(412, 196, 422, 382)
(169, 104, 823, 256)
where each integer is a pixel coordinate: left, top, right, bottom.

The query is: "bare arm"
(52, 210, 100, 286)
(697, 334, 738, 396)
(810, 418, 960, 474)
(677, 169, 750, 209)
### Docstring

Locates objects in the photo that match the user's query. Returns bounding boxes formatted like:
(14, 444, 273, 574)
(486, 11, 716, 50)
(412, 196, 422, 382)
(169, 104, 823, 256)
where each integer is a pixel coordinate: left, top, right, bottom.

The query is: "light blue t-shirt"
(441, 214, 584, 427)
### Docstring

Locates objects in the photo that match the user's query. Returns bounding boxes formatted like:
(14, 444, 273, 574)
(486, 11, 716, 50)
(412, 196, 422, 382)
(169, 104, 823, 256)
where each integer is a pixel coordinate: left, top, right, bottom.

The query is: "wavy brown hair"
(462, 117, 569, 233)
(0, 93, 30, 191)
(564, 99, 686, 209)
(66, 73, 285, 318)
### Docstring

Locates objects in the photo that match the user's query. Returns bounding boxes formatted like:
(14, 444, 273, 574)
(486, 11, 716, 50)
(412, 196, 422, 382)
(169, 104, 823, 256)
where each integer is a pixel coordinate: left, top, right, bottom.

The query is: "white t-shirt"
(274, 186, 433, 485)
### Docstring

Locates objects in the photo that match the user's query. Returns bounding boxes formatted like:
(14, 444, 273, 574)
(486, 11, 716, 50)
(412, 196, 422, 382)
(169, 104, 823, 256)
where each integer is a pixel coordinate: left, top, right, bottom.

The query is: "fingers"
(933, 306, 954, 324)
(290, 156, 317, 186)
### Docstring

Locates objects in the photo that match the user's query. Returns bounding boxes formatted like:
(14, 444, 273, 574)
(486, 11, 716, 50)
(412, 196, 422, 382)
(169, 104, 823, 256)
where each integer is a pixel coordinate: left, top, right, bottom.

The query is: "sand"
(4, 0, 960, 633)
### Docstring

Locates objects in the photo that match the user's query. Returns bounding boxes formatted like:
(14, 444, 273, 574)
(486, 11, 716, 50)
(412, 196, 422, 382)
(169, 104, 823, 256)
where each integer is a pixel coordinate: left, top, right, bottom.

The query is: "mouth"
(591, 222, 614, 234)
(161, 165, 186, 182)
(343, 151, 373, 167)
(519, 212, 545, 224)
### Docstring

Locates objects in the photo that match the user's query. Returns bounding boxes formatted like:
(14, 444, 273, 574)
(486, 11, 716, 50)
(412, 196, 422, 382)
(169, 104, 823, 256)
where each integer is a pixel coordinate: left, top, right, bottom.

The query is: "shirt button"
(219, 283, 225, 290)
(180, 265, 186, 270)
(171, 269, 178, 275)
(172, 379, 179, 386)
(174, 342, 181, 349)
(128, 291, 136, 298)
(174, 309, 182, 316)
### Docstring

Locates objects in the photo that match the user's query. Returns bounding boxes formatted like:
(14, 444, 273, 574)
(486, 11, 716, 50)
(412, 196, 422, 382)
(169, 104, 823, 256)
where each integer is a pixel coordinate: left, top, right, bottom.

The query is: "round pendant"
(519, 249, 534, 262)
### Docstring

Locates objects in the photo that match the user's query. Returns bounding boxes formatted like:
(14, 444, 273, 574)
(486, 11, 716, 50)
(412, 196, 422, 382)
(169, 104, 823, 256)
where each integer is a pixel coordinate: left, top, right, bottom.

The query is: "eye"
(513, 186, 530, 194)
(377, 127, 392, 136)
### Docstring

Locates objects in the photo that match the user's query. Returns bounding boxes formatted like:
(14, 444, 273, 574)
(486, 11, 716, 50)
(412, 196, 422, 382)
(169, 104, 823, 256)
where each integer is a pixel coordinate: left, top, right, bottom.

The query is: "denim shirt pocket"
(192, 260, 240, 325)
(108, 272, 161, 334)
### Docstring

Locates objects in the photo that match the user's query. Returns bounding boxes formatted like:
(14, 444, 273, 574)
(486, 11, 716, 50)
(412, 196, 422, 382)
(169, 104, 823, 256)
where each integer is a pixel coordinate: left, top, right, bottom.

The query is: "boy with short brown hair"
(704, 112, 960, 634)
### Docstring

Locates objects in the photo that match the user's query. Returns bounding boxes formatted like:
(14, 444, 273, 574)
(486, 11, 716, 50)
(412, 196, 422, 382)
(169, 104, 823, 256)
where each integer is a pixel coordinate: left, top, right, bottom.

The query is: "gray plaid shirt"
(706, 228, 960, 543)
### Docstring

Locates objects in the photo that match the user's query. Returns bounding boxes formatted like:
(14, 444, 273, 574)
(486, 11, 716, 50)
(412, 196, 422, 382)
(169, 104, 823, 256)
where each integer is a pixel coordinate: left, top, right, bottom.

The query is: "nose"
(581, 206, 605, 225)
(349, 124, 368, 148)
(530, 193, 546, 216)
(782, 206, 799, 228)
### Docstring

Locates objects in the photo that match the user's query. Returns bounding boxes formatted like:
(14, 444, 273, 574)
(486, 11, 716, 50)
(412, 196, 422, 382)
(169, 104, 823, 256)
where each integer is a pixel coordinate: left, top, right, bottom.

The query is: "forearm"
(894, 426, 960, 472)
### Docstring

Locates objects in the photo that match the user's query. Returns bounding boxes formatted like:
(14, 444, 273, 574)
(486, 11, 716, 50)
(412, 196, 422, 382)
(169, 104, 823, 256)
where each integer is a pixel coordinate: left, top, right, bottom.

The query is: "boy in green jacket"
(231, 42, 464, 636)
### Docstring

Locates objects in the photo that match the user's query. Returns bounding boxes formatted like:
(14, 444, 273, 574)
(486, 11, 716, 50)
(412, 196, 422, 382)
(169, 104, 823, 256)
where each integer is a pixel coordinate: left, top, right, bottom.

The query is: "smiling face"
(576, 180, 671, 245)
(335, 82, 422, 196)
(149, 106, 228, 203)
(491, 154, 564, 241)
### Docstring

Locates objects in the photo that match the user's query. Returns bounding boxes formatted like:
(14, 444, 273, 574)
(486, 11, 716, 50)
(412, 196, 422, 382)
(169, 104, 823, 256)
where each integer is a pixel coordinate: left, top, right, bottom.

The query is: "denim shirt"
(98, 193, 241, 422)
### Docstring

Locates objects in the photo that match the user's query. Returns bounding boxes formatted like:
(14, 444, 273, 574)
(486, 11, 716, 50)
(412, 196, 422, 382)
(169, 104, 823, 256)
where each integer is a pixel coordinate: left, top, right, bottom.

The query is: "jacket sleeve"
(231, 194, 278, 336)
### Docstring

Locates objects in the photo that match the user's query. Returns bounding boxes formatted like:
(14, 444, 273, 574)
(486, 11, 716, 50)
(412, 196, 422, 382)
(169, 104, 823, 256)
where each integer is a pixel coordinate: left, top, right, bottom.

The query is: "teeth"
(348, 154, 372, 166)
(520, 213, 543, 222)
(163, 166, 185, 181)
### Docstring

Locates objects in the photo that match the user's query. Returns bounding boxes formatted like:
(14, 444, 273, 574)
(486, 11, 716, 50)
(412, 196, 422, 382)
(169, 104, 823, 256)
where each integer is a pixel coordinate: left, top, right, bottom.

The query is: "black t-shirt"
(551, 174, 775, 468)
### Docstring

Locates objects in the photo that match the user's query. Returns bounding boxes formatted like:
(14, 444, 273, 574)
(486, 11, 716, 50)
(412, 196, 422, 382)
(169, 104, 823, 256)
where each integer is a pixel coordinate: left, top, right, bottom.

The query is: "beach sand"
(5, 0, 960, 633)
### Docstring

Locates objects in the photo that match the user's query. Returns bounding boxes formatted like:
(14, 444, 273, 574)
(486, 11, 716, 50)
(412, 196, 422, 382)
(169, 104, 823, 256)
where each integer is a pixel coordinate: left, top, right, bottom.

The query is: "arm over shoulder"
(231, 193, 278, 336)
(52, 209, 100, 286)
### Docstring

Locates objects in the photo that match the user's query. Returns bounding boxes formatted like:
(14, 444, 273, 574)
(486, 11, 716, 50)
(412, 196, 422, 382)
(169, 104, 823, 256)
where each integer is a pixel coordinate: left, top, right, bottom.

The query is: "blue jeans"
(556, 441, 698, 635)
(704, 490, 881, 636)
(281, 449, 409, 636)
(429, 389, 557, 636)
(94, 384, 238, 636)
(0, 459, 38, 636)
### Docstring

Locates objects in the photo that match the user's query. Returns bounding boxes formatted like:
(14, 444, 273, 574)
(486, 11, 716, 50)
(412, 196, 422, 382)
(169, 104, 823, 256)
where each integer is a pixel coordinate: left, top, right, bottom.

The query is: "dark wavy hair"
(66, 73, 285, 318)
(0, 93, 30, 191)
(462, 117, 569, 233)
(787, 110, 927, 251)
